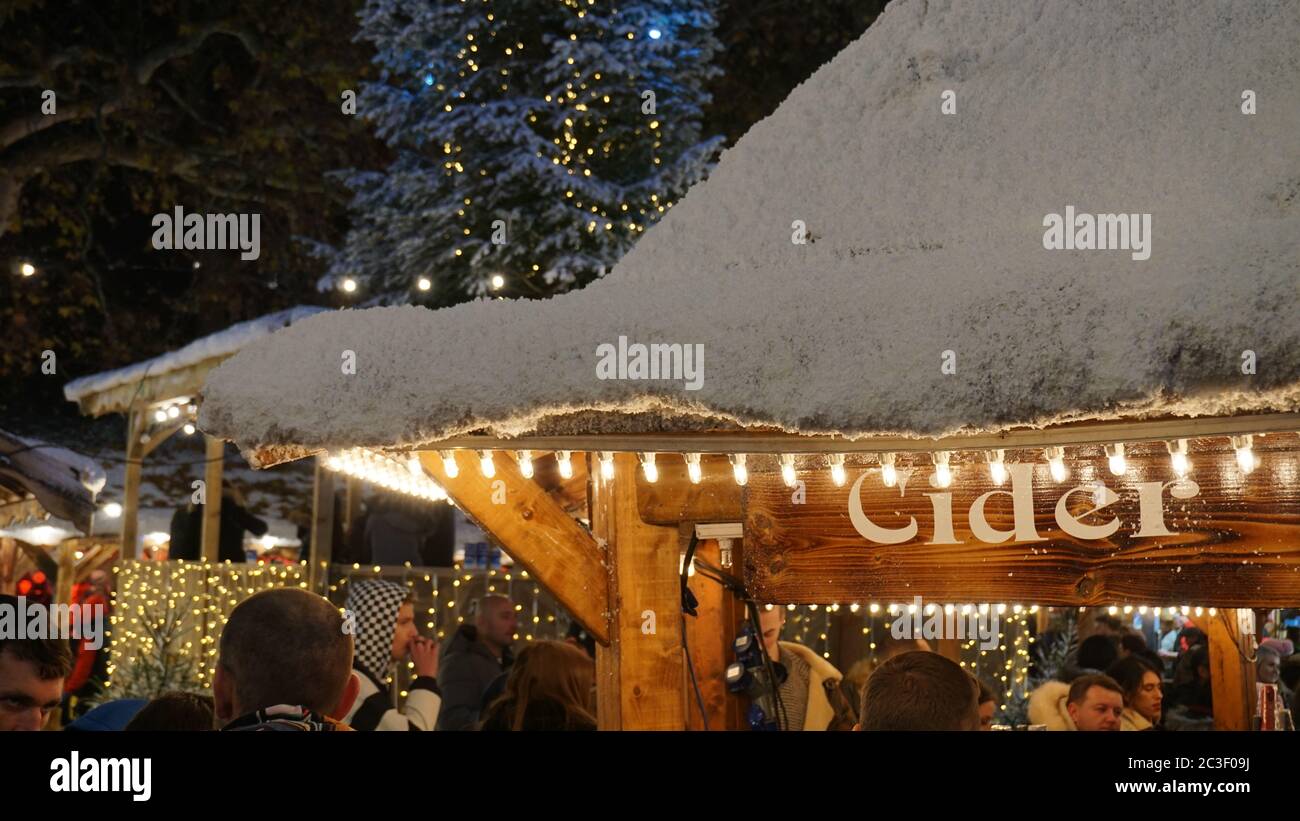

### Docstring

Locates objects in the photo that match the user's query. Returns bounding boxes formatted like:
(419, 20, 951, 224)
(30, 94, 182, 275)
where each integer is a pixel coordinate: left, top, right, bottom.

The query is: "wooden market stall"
(62, 307, 324, 570)
(197, 1, 1300, 730)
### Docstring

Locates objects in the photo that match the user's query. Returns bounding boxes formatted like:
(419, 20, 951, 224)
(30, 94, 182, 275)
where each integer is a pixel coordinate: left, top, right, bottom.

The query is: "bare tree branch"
(132, 22, 261, 85)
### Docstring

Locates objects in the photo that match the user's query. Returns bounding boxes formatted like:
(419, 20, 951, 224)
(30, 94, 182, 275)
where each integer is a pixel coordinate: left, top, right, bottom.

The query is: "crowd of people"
(2, 585, 1296, 731)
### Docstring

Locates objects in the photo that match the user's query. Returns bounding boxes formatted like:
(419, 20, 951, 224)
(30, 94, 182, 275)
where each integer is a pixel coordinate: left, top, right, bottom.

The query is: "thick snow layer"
(0, 429, 105, 533)
(202, 0, 1300, 462)
(64, 306, 327, 403)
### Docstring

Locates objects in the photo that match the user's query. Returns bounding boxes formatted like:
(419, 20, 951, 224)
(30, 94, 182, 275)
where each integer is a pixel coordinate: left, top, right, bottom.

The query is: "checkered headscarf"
(345, 579, 409, 681)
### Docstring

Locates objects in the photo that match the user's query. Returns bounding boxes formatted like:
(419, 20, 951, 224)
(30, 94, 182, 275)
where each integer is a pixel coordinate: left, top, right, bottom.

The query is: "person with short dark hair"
(1119, 632, 1149, 658)
(855, 651, 979, 731)
(214, 589, 358, 731)
(0, 594, 72, 731)
(1067, 674, 1125, 731)
(1076, 634, 1119, 672)
(1106, 656, 1163, 730)
(437, 594, 518, 730)
(125, 691, 215, 731)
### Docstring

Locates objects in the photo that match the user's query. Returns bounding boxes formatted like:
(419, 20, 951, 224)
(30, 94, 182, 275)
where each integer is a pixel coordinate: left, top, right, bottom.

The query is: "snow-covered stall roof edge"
(64, 305, 328, 403)
(0, 429, 105, 533)
(200, 0, 1300, 465)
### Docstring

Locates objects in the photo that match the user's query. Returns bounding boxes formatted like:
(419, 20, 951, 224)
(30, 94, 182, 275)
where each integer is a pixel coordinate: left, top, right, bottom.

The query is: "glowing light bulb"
(931, 451, 953, 488)
(517, 450, 534, 479)
(490, 274, 505, 290)
(167, 406, 180, 419)
(478, 450, 495, 478)
(1105, 442, 1126, 475)
(1166, 439, 1190, 477)
(556, 450, 573, 479)
(341, 277, 357, 293)
(101, 502, 123, 519)
(183, 423, 196, 435)
(685, 452, 702, 484)
(985, 449, 1007, 486)
(20, 262, 36, 277)
(153, 409, 167, 423)
(779, 454, 797, 488)
(1231, 435, 1256, 474)
(407, 456, 424, 477)
(640, 452, 658, 483)
(729, 453, 748, 486)
(1044, 446, 1068, 483)
(880, 453, 897, 487)
(598, 451, 614, 481)
(649, 28, 662, 39)
(827, 453, 846, 487)
(439, 450, 459, 478)
(417, 277, 432, 291)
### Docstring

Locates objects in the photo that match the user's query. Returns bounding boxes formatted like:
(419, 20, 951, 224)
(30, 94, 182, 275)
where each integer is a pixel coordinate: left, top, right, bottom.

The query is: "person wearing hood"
(215, 589, 358, 731)
(342, 579, 441, 731)
(437, 594, 517, 730)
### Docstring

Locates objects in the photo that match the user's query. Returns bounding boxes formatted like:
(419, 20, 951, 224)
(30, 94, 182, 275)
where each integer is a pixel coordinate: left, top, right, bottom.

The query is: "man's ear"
(329, 671, 360, 721)
(213, 665, 235, 724)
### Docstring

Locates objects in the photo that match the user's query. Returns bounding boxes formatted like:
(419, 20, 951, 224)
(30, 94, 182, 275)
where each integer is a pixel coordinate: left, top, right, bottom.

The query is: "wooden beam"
(120, 410, 144, 560)
(308, 456, 335, 594)
(592, 453, 685, 730)
(0, 537, 14, 595)
(426, 412, 1300, 454)
(418, 450, 609, 645)
(200, 436, 225, 562)
(55, 544, 75, 605)
(1208, 609, 1254, 730)
(637, 455, 741, 525)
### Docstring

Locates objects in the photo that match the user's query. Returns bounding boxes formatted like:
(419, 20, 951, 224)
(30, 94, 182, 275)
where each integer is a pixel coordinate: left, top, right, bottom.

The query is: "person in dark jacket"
(437, 594, 517, 730)
(214, 589, 358, 732)
(168, 481, 269, 562)
(479, 640, 596, 731)
(341, 579, 441, 730)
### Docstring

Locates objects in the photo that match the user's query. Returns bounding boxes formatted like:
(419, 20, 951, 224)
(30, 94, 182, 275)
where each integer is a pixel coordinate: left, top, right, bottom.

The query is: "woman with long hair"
(479, 640, 596, 731)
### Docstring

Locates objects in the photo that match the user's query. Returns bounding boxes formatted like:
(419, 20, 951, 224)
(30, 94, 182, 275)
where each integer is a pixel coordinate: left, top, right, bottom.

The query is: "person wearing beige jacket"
(757, 606, 843, 730)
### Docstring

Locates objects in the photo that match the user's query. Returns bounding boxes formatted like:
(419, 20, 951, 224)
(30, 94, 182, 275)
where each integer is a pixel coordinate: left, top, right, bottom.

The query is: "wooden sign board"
(743, 435, 1300, 606)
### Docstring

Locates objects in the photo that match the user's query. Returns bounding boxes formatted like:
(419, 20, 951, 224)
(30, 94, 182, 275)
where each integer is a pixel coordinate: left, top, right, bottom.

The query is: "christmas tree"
(324, 0, 724, 305)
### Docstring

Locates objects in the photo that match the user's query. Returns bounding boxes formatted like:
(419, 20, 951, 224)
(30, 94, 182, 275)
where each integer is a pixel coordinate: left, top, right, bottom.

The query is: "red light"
(17, 579, 31, 594)
(32, 571, 46, 584)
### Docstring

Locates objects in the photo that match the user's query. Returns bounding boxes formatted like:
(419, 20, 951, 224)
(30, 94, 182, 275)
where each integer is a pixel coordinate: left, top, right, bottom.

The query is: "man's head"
(391, 601, 418, 662)
(87, 569, 111, 597)
(0, 594, 72, 731)
(213, 589, 356, 724)
(757, 605, 786, 658)
(475, 594, 518, 650)
(857, 651, 979, 731)
(1257, 646, 1282, 685)
(1066, 674, 1125, 731)
(1077, 634, 1119, 672)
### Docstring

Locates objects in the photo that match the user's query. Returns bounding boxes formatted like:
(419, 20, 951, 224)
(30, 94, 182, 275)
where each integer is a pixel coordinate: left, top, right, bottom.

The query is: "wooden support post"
(681, 532, 744, 730)
(344, 475, 362, 544)
(592, 453, 685, 730)
(201, 436, 225, 562)
(418, 451, 609, 644)
(55, 544, 75, 605)
(0, 537, 15, 595)
(309, 456, 335, 594)
(1208, 609, 1254, 731)
(121, 410, 144, 560)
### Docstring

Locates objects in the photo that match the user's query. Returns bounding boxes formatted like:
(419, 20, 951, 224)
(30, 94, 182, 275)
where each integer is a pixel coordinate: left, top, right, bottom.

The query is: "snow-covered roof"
(201, 0, 1300, 463)
(65, 306, 328, 414)
(0, 429, 105, 534)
